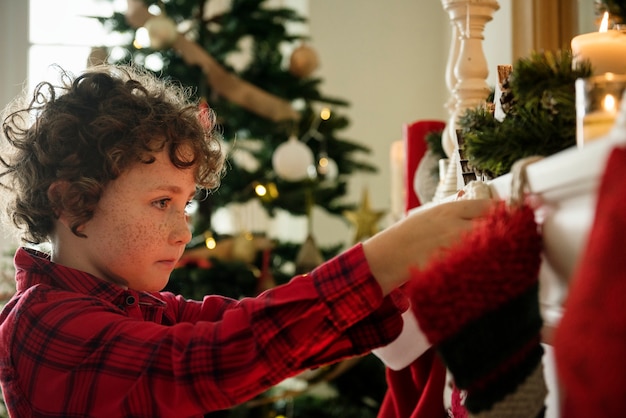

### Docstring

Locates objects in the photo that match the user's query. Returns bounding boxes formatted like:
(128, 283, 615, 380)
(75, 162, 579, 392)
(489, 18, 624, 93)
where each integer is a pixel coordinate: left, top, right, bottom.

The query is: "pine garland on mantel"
(598, 0, 626, 24)
(458, 49, 592, 178)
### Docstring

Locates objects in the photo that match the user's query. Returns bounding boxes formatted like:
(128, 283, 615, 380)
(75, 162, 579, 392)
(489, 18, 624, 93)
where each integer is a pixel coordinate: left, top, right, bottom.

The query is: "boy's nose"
(170, 213, 192, 245)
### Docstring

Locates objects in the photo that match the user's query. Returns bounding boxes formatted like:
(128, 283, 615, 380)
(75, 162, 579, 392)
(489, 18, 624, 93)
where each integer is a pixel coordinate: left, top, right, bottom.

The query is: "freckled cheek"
(106, 212, 165, 253)
(127, 220, 170, 247)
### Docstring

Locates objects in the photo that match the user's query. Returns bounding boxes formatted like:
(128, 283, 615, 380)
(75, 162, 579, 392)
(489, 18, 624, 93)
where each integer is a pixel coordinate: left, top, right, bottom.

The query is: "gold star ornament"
(343, 188, 386, 244)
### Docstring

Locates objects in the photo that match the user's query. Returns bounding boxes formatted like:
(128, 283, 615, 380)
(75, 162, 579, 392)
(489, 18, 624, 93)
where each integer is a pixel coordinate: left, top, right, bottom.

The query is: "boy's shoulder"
(0, 283, 122, 336)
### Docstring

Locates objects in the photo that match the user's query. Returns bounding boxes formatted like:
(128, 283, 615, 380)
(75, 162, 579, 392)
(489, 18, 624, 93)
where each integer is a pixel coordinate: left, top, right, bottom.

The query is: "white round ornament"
(272, 135, 315, 181)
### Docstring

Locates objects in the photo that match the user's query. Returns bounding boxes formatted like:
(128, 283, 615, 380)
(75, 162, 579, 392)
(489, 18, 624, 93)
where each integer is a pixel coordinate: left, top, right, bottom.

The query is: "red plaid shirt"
(0, 245, 406, 417)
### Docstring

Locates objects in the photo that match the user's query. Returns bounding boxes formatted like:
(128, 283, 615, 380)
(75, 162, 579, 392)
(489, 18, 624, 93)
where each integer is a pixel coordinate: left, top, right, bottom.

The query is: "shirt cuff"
(372, 307, 432, 370)
(310, 243, 386, 331)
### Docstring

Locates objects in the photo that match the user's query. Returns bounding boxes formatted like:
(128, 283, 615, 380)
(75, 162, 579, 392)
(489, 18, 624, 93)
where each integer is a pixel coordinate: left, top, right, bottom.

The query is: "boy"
(0, 64, 490, 417)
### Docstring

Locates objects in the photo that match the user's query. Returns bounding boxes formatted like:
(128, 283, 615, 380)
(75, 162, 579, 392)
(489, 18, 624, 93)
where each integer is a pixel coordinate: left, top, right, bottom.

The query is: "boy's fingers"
(446, 198, 495, 220)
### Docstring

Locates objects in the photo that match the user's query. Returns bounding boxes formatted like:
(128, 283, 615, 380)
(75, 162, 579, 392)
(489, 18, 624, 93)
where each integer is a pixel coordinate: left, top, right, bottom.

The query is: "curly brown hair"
(0, 64, 224, 244)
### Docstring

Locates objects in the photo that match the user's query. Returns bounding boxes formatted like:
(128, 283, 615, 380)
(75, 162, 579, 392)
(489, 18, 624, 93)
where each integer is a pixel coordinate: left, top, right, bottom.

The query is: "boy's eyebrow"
(154, 185, 196, 199)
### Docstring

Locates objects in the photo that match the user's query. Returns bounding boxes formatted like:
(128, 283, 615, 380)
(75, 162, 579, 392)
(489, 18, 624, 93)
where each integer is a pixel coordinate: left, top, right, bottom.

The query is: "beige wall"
(0, 1, 28, 254)
(309, 0, 512, 246)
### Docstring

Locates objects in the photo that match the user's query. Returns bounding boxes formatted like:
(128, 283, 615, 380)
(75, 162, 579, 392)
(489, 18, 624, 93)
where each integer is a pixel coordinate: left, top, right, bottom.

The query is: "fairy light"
(205, 234, 216, 250)
(133, 27, 151, 49)
(603, 93, 617, 112)
(253, 181, 278, 200)
(266, 182, 279, 199)
(320, 107, 331, 120)
(254, 183, 267, 196)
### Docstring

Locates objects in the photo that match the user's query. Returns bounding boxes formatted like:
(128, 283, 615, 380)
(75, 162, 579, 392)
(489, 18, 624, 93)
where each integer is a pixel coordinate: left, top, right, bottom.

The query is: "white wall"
(0, 2, 28, 106)
(308, 1, 449, 246)
(309, 0, 512, 246)
(0, 1, 28, 255)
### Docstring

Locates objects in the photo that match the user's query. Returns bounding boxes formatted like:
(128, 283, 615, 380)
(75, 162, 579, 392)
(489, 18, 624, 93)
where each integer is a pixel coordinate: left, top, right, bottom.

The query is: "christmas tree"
(97, 0, 378, 287)
(95, 0, 386, 416)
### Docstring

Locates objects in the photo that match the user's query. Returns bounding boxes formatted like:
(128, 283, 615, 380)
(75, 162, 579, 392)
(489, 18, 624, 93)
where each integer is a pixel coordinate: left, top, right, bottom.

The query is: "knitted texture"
(554, 146, 626, 417)
(471, 362, 547, 418)
(406, 201, 545, 414)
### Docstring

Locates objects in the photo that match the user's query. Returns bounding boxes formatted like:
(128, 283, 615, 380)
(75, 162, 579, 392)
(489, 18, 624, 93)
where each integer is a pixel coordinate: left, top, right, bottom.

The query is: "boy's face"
(59, 149, 196, 291)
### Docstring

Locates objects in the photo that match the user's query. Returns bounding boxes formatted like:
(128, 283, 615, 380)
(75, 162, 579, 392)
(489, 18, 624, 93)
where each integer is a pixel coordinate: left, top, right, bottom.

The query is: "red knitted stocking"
(406, 200, 547, 416)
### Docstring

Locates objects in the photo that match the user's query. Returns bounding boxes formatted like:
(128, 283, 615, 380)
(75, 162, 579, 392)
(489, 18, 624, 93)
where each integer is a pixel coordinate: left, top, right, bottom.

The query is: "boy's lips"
(156, 259, 178, 269)
(157, 251, 185, 269)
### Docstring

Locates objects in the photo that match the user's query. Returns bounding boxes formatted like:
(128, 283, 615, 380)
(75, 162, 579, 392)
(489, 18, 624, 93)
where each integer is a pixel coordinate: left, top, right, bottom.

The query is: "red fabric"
(450, 385, 469, 418)
(378, 348, 447, 418)
(379, 201, 542, 418)
(0, 245, 405, 417)
(406, 202, 541, 344)
(404, 120, 445, 213)
(554, 146, 626, 417)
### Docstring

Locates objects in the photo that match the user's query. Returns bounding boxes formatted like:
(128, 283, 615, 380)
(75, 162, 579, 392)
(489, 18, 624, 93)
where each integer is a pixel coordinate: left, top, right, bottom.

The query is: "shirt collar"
(14, 247, 166, 309)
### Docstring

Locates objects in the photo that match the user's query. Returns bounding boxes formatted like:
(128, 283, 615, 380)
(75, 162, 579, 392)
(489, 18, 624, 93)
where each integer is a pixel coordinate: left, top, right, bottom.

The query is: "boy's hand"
(362, 199, 494, 295)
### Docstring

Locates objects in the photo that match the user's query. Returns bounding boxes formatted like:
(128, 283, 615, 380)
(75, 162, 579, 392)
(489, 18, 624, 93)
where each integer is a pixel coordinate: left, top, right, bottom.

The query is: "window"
(28, 0, 126, 91)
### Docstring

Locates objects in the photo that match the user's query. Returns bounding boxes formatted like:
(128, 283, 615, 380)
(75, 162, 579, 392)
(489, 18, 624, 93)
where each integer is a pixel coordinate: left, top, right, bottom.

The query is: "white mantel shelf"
(488, 136, 619, 330)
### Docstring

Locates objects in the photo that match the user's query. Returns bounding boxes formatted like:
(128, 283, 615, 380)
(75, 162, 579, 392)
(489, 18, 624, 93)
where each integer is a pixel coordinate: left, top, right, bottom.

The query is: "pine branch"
(598, 0, 626, 23)
(459, 49, 592, 177)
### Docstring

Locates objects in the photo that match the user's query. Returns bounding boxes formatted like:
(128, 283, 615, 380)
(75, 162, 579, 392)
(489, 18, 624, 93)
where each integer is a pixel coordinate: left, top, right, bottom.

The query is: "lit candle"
(576, 72, 626, 147)
(580, 93, 618, 145)
(571, 12, 626, 75)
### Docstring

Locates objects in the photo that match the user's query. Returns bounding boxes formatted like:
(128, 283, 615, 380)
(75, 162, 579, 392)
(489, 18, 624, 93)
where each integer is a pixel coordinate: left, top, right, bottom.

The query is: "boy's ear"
(47, 181, 71, 225)
(47, 181, 88, 237)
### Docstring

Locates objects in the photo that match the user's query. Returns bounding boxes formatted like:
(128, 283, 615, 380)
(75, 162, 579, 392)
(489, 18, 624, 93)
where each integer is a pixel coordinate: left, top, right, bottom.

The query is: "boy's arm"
(9, 244, 403, 415)
(363, 199, 493, 295)
(168, 243, 408, 369)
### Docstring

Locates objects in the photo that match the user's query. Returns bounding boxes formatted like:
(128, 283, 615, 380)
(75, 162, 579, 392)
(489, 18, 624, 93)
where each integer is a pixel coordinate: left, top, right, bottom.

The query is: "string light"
(204, 231, 216, 250)
(254, 183, 267, 196)
(603, 94, 617, 112)
(253, 181, 279, 201)
(318, 156, 329, 170)
(133, 27, 151, 49)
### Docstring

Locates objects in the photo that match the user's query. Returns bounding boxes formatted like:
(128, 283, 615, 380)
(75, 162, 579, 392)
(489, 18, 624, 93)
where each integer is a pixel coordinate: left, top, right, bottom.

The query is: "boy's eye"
(153, 198, 170, 209)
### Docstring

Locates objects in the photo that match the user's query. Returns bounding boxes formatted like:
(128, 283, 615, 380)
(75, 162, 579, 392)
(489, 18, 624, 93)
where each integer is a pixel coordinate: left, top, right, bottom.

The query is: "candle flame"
(599, 11, 609, 33)
(603, 94, 617, 112)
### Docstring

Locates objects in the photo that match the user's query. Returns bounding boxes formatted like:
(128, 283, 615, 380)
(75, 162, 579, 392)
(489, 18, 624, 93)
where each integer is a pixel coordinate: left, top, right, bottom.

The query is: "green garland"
(459, 49, 592, 177)
(598, 0, 626, 24)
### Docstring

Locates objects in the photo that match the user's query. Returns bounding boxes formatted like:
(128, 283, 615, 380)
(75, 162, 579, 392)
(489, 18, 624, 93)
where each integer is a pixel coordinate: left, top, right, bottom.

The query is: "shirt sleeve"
(8, 244, 405, 416)
(170, 243, 407, 363)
